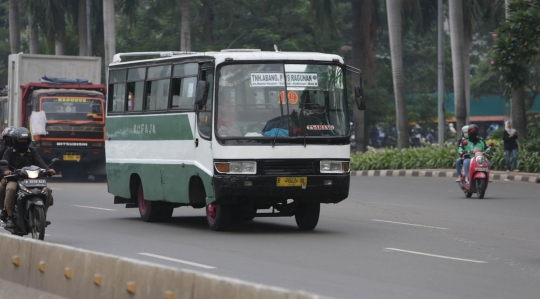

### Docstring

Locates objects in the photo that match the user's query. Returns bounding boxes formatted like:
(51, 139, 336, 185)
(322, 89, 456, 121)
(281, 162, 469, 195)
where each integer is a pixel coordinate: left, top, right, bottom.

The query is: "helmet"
(11, 127, 31, 152)
(468, 124, 479, 138)
(461, 125, 469, 138)
(1, 126, 16, 147)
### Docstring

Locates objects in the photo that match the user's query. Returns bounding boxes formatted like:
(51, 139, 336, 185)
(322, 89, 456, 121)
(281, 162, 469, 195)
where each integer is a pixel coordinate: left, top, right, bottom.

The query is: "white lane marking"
(372, 219, 448, 230)
(384, 248, 486, 264)
(72, 205, 116, 211)
(138, 253, 216, 269)
(359, 200, 422, 208)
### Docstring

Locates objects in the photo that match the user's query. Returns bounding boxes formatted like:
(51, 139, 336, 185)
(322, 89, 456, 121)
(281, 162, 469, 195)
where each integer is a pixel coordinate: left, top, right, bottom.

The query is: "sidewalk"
(351, 169, 540, 184)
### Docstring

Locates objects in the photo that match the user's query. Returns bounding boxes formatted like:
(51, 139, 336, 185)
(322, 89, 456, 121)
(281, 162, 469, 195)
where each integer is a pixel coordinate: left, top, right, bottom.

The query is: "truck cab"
(22, 84, 106, 180)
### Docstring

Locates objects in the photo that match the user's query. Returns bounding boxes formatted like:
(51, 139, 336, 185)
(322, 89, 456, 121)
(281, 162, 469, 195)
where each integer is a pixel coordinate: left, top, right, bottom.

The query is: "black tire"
(29, 206, 46, 240)
(206, 204, 231, 231)
(295, 202, 320, 230)
(465, 192, 473, 198)
(476, 178, 486, 199)
(137, 184, 173, 222)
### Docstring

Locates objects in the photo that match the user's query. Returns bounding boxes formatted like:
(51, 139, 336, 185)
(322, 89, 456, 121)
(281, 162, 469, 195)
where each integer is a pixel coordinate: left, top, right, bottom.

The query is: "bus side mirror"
(355, 85, 365, 110)
(195, 81, 209, 108)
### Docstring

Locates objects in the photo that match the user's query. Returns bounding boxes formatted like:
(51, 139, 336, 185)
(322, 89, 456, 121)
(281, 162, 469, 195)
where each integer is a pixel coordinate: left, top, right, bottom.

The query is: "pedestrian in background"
(503, 121, 519, 173)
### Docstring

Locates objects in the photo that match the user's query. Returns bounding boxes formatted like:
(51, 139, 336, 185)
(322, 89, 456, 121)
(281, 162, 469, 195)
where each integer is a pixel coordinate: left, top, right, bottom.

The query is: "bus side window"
(127, 68, 145, 111)
(145, 65, 171, 111)
(171, 63, 198, 110)
(108, 69, 127, 113)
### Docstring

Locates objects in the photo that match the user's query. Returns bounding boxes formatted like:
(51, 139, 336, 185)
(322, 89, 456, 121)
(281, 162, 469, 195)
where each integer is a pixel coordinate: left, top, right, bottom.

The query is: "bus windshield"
(216, 63, 349, 142)
(40, 97, 104, 121)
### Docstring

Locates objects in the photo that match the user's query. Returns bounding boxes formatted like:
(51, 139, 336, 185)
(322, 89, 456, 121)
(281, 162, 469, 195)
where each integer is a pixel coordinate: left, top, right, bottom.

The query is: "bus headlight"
(214, 161, 257, 174)
(320, 161, 350, 173)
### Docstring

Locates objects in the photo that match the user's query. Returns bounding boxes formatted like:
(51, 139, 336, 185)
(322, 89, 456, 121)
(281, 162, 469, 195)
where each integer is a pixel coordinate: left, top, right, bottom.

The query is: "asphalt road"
(2, 176, 540, 299)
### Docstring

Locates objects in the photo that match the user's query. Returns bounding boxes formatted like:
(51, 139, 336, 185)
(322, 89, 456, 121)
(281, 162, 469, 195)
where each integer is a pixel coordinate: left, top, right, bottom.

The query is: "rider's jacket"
(458, 138, 487, 156)
(0, 148, 48, 174)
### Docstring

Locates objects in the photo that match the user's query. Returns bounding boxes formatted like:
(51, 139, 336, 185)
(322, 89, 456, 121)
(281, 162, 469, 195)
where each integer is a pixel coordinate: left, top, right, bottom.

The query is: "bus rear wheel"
(295, 202, 320, 230)
(206, 204, 231, 231)
(138, 184, 173, 222)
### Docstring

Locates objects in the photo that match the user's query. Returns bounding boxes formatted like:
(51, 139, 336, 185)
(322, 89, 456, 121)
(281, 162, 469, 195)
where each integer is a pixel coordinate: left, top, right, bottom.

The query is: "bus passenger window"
(108, 83, 126, 112)
(171, 77, 197, 110)
(145, 80, 169, 111)
(127, 82, 144, 111)
(198, 73, 213, 139)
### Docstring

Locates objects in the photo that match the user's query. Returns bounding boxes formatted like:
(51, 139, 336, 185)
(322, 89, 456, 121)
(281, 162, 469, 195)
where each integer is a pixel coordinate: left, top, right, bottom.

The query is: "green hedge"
(351, 143, 540, 173)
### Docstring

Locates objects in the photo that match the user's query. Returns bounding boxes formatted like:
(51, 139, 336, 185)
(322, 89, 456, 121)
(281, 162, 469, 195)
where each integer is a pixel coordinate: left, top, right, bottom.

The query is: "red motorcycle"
(458, 141, 494, 199)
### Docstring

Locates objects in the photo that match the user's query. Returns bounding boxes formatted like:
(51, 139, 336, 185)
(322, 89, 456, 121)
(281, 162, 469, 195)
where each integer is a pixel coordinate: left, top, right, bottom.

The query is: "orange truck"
(7, 54, 106, 180)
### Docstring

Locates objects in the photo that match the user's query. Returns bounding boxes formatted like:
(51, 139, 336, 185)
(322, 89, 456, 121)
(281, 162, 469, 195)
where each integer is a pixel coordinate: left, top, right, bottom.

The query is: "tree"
(25, 0, 69, 55)
(491, 0, 540, 140)
(350, 0, 378, 151)
(78, 0, 88, 56)
(180, 0, 191, 51)
(26, 5, 39, 54)
(9, 0, 20, 54)
(449, 0, 467, 137)
(386, 0, 409, 150)
(103, 0, 115, 69)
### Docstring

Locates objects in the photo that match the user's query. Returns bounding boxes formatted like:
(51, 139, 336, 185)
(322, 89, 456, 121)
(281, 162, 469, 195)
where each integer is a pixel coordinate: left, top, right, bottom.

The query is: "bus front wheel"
(295, 202, 320, 230)
(206, 204, 231, 231)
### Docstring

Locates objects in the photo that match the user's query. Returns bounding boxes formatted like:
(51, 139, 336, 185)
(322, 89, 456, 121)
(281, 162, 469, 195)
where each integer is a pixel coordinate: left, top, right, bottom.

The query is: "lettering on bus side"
(133, 124, 157, 135)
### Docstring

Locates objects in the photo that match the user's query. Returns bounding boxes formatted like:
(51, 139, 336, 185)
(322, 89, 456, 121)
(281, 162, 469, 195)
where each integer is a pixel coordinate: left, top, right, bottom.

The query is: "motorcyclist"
(454, 125, 469, 181)
(0, 126, 16, 221)
(457, 124, 488, 183)
(0, 127, 55, 228)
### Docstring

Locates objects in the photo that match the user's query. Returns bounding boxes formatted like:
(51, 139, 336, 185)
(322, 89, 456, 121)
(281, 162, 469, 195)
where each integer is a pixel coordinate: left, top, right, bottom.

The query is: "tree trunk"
(463, 35, 471, 125)
(386, 0, 409, 150)
(511, 86, 526, 141)
(262, 0, 271, 15)
(28, 10, 39, 54)
(449, 0, 467, 137)
(9, 0, 20, 54)
(202, 0, 213, 45)
(180, 0, 191, 51)
(78, 0, 88, 56)
(350, 0, 376, 152)
(55, 26, 66, 55)
(103, 0, 116, 70)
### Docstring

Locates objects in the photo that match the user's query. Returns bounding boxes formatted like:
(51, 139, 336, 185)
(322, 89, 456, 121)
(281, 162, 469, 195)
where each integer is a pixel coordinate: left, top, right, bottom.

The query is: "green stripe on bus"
(107, 162, 214, 204)
(106, 114, 194, 140)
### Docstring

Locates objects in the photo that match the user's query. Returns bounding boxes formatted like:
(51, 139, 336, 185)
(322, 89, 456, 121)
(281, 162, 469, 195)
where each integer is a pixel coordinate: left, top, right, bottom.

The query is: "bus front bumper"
(213, 174, 350, 204)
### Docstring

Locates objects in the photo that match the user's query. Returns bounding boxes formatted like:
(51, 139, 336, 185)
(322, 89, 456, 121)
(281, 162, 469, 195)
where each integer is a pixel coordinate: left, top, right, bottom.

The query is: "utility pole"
(438, 0, 445, 146)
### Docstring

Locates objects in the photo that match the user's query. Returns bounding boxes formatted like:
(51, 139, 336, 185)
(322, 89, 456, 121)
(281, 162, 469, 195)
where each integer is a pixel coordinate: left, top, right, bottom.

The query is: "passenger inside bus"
(217, 97, 242, 137)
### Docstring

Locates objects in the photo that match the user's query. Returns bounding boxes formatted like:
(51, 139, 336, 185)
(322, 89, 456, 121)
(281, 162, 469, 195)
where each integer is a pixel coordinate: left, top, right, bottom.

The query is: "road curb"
(351, 169, 540, 184)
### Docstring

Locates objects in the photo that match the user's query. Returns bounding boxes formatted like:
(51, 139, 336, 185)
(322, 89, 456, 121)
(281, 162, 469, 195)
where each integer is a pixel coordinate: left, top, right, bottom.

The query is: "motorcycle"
(0, 158, 59, 240)
(457, 141, 494, 199)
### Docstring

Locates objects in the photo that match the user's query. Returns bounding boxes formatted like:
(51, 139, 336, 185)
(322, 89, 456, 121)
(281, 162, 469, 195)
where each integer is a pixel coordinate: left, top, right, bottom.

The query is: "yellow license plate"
(63, 155, 81, 161)
(276, 177, 307, 187)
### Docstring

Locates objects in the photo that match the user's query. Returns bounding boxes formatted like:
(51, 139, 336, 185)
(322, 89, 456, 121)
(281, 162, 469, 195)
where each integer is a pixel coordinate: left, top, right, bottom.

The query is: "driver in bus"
(0, 127, 55, 228)
(217, 97, 242, 137)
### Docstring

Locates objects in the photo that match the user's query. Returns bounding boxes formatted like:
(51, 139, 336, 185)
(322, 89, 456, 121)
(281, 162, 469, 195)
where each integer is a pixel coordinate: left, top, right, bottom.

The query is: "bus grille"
(262, 161, 316, 175)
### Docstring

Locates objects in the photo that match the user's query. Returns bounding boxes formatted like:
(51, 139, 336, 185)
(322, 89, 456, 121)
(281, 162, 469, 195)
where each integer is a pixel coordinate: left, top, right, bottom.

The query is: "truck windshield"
(216, 63, 349, 143)
(40, 97, 103, 121)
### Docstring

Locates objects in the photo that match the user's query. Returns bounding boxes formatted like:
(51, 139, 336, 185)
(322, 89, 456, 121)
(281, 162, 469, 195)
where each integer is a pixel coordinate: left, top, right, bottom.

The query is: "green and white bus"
(106, 49, 365, 231)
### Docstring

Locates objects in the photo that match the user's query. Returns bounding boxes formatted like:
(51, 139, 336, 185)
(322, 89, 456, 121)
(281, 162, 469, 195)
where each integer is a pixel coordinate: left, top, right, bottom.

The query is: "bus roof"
(111, 50, 344, 67)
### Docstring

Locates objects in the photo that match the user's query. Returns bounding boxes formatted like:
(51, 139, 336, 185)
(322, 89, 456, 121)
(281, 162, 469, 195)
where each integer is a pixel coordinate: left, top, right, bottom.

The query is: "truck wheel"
(295, 202, 320, 230)
(138, 184, 173, 222)
(206, 204, 231, 231)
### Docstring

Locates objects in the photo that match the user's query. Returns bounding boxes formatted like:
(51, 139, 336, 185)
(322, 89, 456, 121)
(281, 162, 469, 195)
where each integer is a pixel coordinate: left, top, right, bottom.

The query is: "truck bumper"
(35, 147, 105, 174)
(212, 174, 350, 205)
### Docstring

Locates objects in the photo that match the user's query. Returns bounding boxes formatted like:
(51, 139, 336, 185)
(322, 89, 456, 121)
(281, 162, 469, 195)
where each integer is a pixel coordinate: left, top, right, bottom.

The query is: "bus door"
(194, 63, 215, 179)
